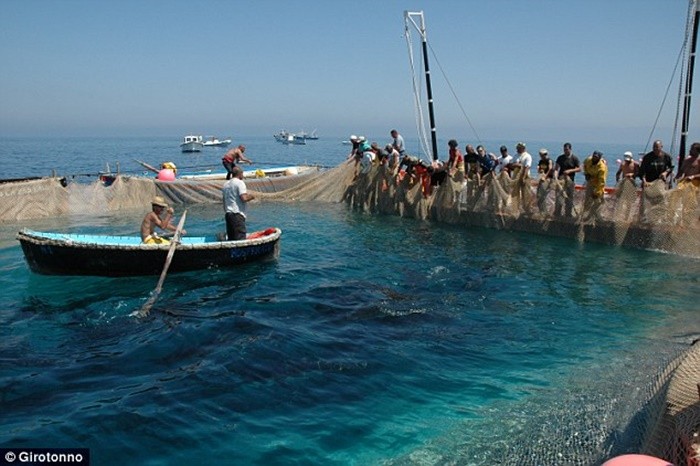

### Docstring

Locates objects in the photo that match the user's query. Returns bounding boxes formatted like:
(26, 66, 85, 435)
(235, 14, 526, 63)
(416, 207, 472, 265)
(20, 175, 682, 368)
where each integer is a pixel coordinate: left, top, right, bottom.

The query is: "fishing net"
(2, 162, 698, 257)
(641, 342, 700, 466)
(333, 162, 700, 259)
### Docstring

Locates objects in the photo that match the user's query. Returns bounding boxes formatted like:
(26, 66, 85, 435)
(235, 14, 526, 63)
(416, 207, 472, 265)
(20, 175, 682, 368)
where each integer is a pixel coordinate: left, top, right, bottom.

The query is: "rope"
(644, 0, 693, 154)
(670, 0, 695, 156)
(427, 41, 482, 145)
(405, 23, 431, 159)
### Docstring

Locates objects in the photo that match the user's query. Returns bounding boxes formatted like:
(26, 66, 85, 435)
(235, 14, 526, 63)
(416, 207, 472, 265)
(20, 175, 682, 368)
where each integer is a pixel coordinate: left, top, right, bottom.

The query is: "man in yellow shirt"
(582, 150, 608, 222)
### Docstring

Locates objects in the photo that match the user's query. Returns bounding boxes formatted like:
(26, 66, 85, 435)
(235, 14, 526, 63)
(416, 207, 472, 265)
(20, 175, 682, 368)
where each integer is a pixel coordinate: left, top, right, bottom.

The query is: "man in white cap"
(141, 196, 186, 244)
(615, 151, 639, 184)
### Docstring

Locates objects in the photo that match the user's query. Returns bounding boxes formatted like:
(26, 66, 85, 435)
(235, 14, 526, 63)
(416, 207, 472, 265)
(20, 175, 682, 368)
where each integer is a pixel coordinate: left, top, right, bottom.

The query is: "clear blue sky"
(1, 0, 697, 145)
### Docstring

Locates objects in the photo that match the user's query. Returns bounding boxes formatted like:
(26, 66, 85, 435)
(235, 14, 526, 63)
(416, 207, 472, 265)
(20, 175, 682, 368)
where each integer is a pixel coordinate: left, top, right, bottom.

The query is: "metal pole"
(678, 0, 699, 175)
(405, 11, 439, 161)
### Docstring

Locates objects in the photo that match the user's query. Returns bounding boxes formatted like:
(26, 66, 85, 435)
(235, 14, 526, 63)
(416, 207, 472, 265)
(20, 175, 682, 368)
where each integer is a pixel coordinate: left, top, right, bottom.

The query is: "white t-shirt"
(500, 154, 513, 169)
(223, 177, 248, 217)
(517, 152, 532, 168)
(517, 152, 533, 176)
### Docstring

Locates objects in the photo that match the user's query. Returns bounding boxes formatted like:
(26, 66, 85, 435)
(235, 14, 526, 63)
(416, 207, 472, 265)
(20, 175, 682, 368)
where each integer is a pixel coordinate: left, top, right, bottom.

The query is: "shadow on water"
(18, 256, 279, 320)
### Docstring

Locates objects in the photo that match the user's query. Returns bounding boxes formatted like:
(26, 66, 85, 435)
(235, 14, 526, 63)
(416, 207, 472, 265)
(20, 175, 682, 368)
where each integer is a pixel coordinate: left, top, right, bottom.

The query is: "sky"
(0, 0, 698, 145)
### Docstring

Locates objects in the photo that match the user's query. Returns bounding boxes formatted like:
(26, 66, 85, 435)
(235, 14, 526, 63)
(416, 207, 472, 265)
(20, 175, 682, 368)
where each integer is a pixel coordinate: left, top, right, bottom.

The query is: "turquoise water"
(0, 137, 698, 465)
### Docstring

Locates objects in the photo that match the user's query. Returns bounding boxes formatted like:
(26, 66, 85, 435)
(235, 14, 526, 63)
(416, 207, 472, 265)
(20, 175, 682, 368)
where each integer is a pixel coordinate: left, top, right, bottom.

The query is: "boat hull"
(181, 142, 203, 152)
(178, 165, 319, 183)
(203, 139, 231, 147)
(17, 229, 281, 277)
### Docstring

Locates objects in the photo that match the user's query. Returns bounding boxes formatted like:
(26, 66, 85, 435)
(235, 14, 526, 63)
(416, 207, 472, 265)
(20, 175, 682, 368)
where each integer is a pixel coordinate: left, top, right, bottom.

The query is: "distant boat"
(180, 135, 203, 152)
(202, 136, 232, 147)
(274, 130, 306, 145)
(273, 129, 290, 142)
(297, 129, 319, 140)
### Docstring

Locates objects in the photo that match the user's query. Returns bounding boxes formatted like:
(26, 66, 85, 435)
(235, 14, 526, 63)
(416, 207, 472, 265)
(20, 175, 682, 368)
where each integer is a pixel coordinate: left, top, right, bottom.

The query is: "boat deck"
(24, 231, 216, 246)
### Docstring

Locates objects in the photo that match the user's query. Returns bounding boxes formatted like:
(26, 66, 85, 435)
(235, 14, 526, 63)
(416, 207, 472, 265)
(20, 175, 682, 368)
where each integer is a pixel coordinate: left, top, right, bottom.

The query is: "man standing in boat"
(676, 142, 700, 186)
(222, 145, 253, 180)
(554, 142, 581, 218)
(223, 166, 255, 240)
(390, 129, 406, 157)
(141, 196, 185, 244)
(638, 140, 673, 186)
(582, 150, 608, 223)
(616, 151, 640, 184)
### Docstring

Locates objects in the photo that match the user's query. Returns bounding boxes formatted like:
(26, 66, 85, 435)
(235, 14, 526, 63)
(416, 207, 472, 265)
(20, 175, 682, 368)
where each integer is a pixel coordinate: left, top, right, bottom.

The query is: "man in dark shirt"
(638, 140, 673, 185)
(554, 142, 581, 218)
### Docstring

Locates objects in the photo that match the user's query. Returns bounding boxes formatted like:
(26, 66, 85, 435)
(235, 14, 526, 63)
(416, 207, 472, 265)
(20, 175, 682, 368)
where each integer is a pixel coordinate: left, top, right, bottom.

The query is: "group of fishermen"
(348, 131, 700, 218)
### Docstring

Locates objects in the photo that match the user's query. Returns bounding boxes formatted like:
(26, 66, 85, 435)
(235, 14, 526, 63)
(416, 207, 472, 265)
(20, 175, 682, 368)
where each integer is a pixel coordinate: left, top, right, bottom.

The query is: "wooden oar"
(134, 159, 160, 174)
(137, 210, 188, 317)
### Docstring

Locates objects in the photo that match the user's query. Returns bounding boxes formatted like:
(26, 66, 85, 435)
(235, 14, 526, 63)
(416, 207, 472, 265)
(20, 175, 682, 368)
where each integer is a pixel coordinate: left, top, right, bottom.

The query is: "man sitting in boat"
(141, 196, 186, 244)
(222, 145, 253, 180)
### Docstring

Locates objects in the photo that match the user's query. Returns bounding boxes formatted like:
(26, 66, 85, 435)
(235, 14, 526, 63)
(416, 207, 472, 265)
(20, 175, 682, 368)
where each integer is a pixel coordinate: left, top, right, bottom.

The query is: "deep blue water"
(0, 136, 698, 465)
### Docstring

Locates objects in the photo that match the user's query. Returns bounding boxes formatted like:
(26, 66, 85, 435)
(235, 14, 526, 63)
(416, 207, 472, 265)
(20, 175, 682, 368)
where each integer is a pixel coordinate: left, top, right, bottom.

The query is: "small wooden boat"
(17, 227, 281, 277)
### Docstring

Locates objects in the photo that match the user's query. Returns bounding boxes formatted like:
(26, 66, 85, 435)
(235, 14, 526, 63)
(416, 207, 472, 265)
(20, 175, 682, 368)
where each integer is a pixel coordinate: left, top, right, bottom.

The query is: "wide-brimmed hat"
(151, 196, 168, 208)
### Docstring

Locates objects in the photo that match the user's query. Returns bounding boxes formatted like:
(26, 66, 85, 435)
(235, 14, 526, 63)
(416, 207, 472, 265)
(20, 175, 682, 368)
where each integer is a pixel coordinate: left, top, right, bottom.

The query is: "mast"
(678, 0, 700, 175)
(405, 11, 439, 161)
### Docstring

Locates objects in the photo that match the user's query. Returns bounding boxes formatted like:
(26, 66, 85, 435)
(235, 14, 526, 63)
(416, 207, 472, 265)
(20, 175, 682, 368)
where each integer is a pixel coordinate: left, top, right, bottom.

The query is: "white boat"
(273, 130, 306, 145)
(180, 135, 203, 152)
(178, 165, 319, 182)
(273, 130, 290, 142)
(202, 136, 232, 147)
(287, 134, 306, 145)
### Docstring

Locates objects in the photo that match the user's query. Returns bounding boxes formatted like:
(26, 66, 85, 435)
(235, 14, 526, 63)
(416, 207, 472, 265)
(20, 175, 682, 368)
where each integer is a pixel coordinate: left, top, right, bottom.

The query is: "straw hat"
(151, 196, 168, 208)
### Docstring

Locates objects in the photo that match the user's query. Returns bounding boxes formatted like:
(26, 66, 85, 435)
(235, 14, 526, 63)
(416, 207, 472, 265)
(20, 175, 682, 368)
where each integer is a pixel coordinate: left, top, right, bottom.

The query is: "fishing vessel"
(202, 136, 232, 147)
(17, 227, 281, 277)
(180, 135, 204, 152)
(273, 130, 306, 145)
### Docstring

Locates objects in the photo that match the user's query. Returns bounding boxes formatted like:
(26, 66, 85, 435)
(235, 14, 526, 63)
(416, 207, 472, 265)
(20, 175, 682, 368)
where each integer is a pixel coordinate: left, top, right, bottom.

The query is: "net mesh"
(2, 162, 699, 464)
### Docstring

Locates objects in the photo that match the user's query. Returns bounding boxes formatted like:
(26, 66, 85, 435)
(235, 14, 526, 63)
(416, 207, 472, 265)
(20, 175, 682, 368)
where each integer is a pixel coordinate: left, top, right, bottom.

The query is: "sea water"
(0, 136, 698, 465)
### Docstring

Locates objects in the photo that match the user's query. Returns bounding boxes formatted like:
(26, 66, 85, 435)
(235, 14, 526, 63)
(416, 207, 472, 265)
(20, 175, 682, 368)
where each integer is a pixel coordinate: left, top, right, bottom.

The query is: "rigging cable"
(644, 0, 693, 155)
(427, 41, 482, 145)
(404, 22, 431, 159)
(671, 0, 695, 157)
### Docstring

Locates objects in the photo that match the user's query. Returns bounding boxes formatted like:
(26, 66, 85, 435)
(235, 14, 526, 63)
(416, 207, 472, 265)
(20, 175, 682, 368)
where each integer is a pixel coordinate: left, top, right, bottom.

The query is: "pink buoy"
(157, 169, 176, 181)
(602, 454, 673, 466)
